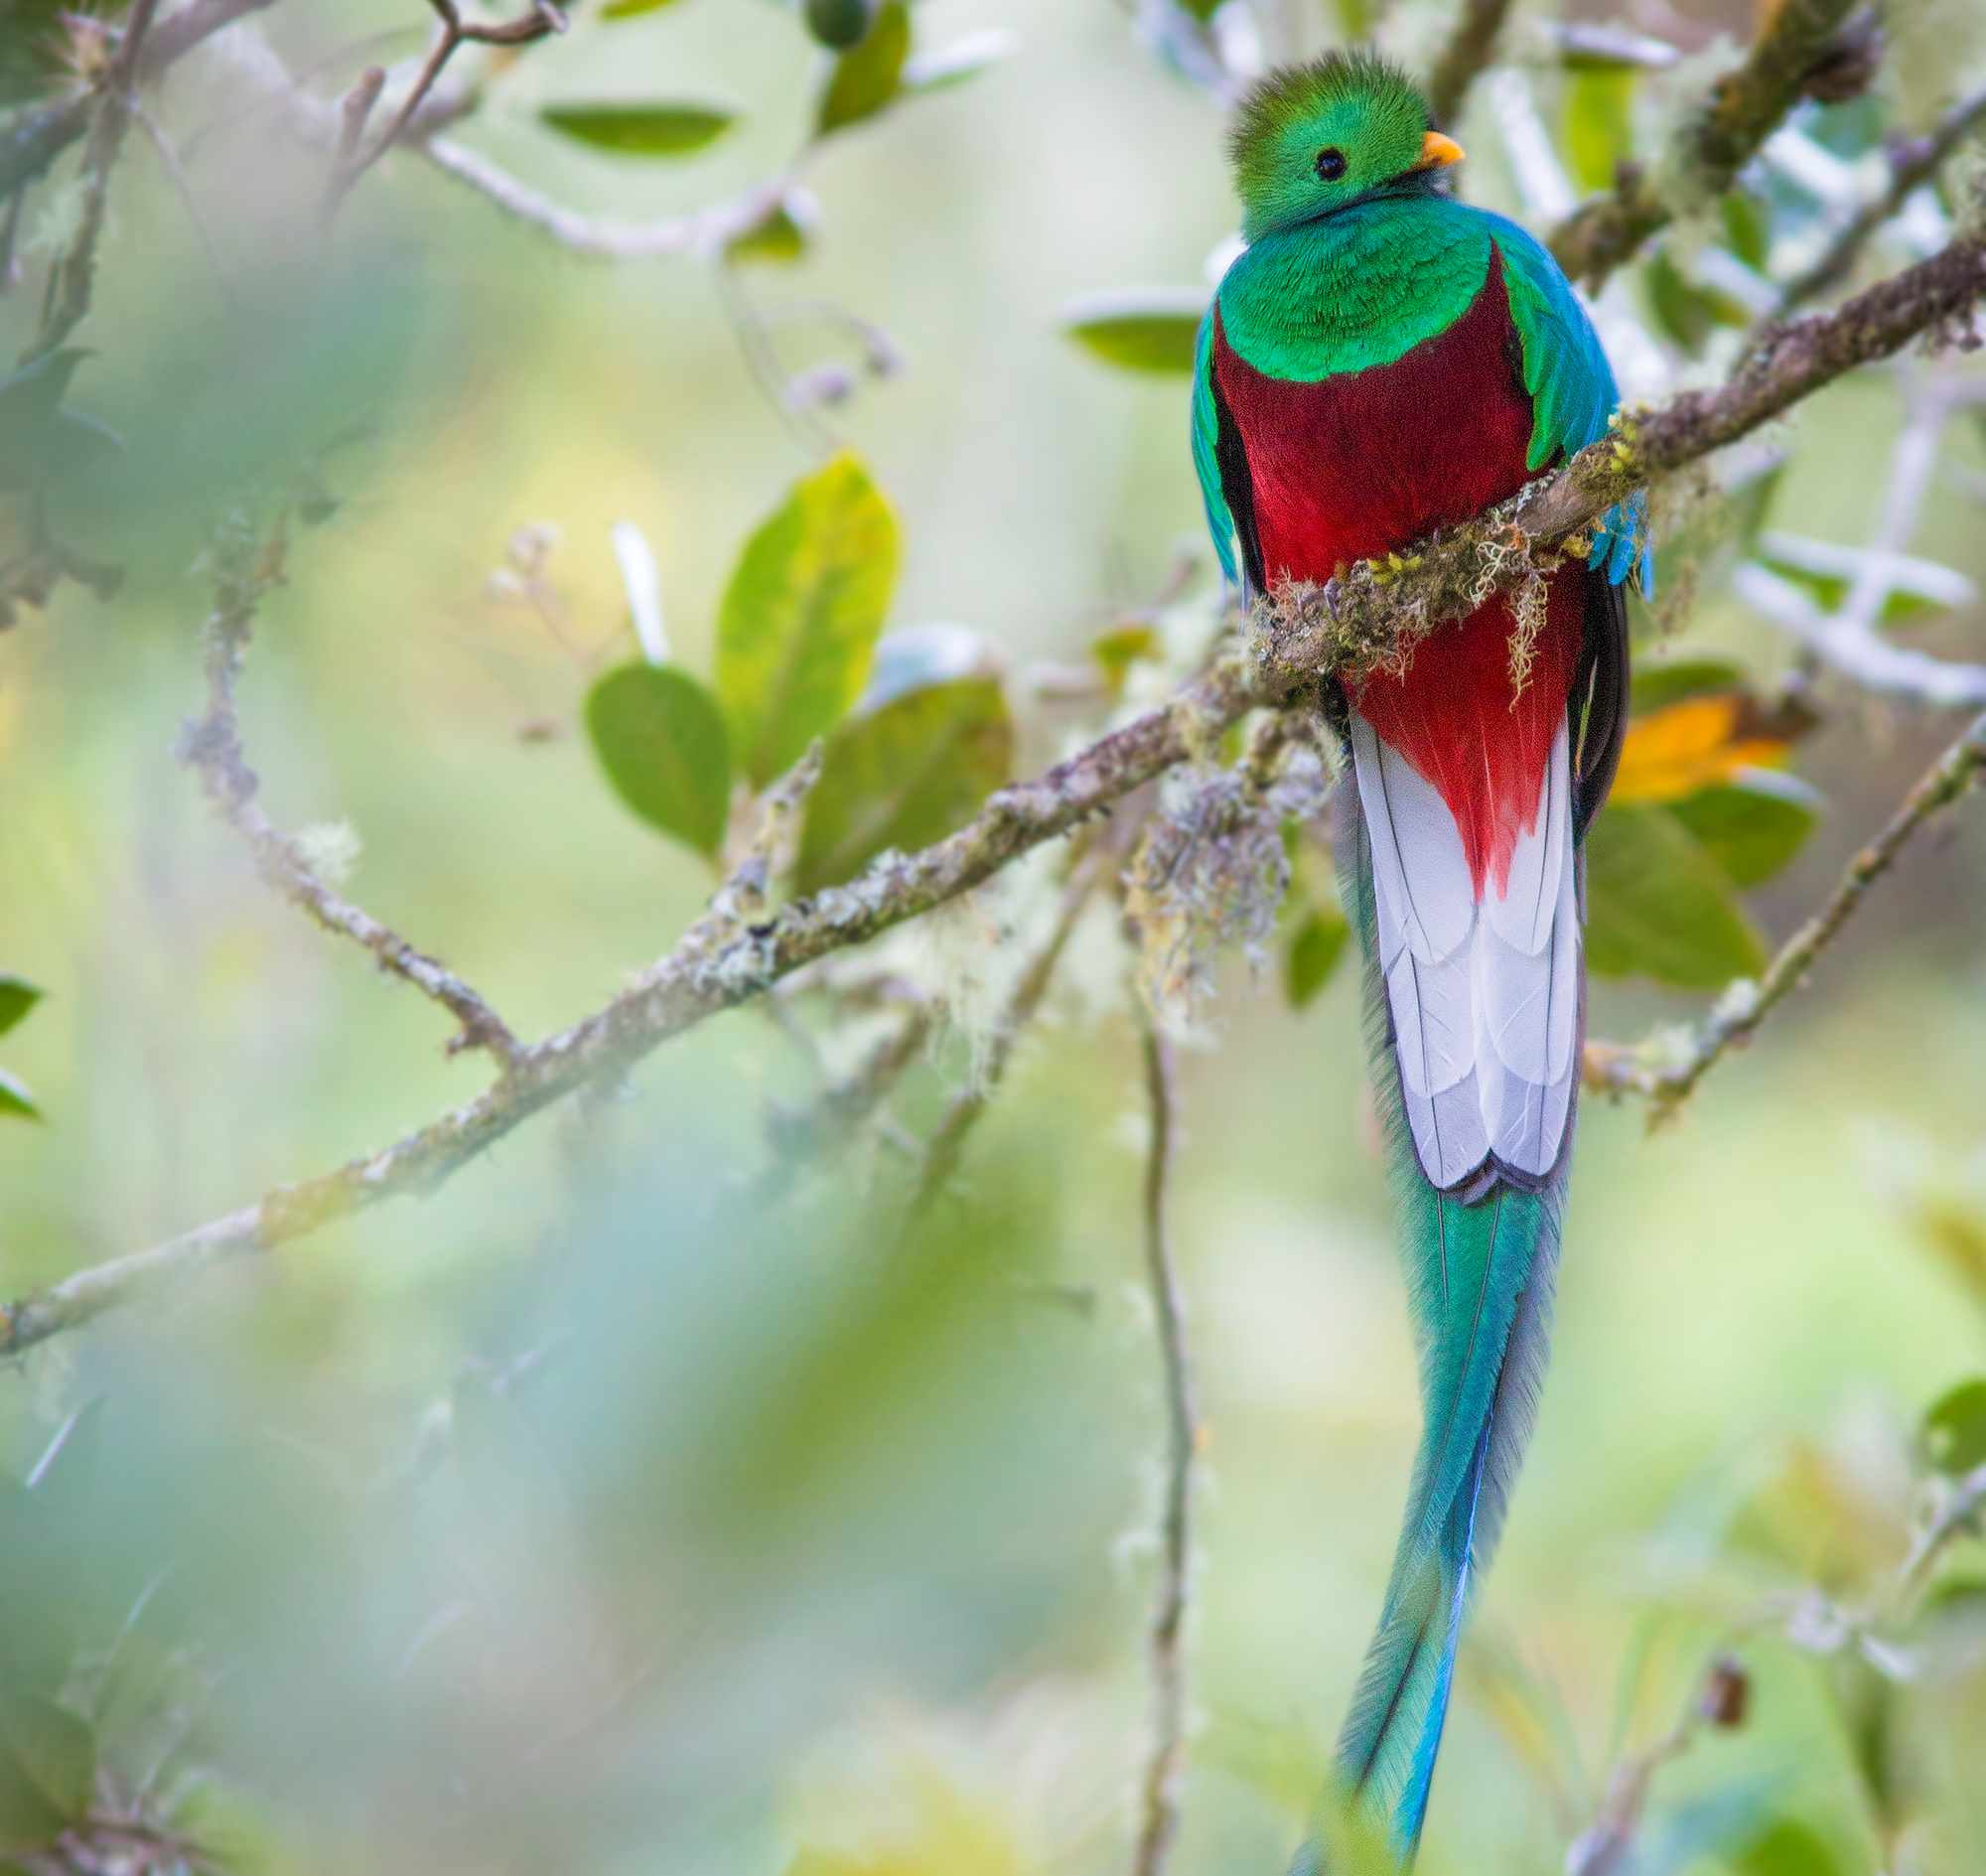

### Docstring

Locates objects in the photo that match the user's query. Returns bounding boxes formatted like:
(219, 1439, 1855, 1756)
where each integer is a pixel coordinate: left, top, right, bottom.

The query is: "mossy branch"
(1547, 0, 1863, 289)
(4, 228, 1984, 1360)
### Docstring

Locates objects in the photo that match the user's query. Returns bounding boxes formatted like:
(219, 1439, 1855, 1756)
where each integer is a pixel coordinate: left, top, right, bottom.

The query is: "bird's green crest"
(1228, 53, 1437, 241)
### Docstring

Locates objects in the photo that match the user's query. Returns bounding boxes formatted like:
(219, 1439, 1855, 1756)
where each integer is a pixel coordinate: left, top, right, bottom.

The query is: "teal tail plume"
(1293, 784, 1572, 1873)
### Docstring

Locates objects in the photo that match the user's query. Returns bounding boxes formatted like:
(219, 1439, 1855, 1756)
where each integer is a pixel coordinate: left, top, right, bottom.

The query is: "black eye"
(1315, 147, 1348, 182)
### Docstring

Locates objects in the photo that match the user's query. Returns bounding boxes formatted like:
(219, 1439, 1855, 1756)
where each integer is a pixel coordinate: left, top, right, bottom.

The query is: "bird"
(1188, 51, 1649, 1869)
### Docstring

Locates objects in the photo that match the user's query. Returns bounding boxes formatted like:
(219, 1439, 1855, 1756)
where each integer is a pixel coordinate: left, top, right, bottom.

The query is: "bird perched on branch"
(1190, 51, 1649, 1869)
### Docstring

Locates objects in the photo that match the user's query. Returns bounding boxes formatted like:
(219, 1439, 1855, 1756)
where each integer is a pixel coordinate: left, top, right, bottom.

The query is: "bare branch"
(1129, 1014, 1197, 1876)
(1780, 86, 1986, 311)
(1548, 0, 1861, 289)
(418, 136, 793, 260)
(1423, 0, 1513, 131)
(1588, 706, 1986, 1112)
(0, 0, 280, 200)
(5, 232, 1984, 1358)
(177, 510, 522, 1065)
(902, 841, 1109, 1225)
(325, 0, 566, 213)
(24, 0, 161, 360)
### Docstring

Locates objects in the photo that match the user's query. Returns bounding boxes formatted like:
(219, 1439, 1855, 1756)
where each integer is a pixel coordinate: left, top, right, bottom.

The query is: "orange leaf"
(1610, 694, 1790, 804)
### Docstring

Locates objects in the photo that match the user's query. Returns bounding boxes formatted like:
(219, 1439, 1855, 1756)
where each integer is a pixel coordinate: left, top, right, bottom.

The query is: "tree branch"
(1423, 0, 1513, 132)
(5, 232, 1984, 1359)
(417, 135, 792, 260)
(1587, 705, 1986, 1113)
(22, 0, 161, 361)
(1129, 1013, 1197, 1876)
(177, 511, 521, 1064)
(1548, 0, 1861, 289)
(0, 0, 279, 200)
(901, 841, 1108, 1225)
(1779, 85, 1986, 311)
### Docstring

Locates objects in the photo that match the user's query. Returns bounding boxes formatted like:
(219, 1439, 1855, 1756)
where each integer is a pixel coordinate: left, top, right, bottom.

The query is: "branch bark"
(1548, 0, 1861, 289)
(5, 231, 1984, 1360)
(1129, 1014, 1197, 1876)
(1587, 705, 1986, 1113)
(1423, 0, 1513, 131)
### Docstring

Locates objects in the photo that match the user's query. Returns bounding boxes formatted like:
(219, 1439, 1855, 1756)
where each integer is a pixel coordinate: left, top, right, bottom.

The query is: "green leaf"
(0, 977, 41, 1040)
(1285, 907, 1348, 1009)
(602, 0, 685, 16)
(797, 678, 1012, 892)
(725, 193, 816, 266)
(1629, 657, 1748, 715)
(1585, 803, 1768, 989)
(716, 452, 901, 788)
(815, 0, 910, 136)
(1921, 1379, 1986, 1478)
(1721, 189, 1771, 271)
(1562, 65, 1637, 196)
(1731, 1817, 1845, 1876)
(0, 1695, 92, 1855)
(538, 101, 735, 157)
(1176, 0, 1223, 19)
(1644, 248, 1749, 355)
(586, 664, 733, 858)
(0, 1072, 39, 1123)
(1061, 290, 1206, 375)
(1753, 547, 1958, 626)
(1669, 774, 1819, 889)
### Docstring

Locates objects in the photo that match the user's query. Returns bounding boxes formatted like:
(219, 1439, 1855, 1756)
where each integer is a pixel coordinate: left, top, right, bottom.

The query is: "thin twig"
(1548, 0, 1862, 289)
(1779, 86, 1986, 311)
(25, 0, 161, 361)
(1423, 0, 1513, 130)
(4, 234, 1984, 1357)
(1129, 1014, 1197, 1876)
(325, 0, 566, 212)
(901, 843, 1109, 1225)
(419, 136, 793, 259)
(176, 511, 521, 1066)
(1587, 706, 1986, 1112)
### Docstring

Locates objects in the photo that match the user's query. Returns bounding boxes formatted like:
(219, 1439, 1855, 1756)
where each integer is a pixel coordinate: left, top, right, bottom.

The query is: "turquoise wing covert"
(1191, 303, 1240, 589)
(1484, 211, 1653, 592)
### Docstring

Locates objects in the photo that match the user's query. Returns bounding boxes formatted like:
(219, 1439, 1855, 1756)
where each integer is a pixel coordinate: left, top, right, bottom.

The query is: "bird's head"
(1228, 52, 1463, 241)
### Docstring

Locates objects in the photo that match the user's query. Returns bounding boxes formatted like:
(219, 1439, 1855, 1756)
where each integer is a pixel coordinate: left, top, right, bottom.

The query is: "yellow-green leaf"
(539, 101, 735, 157)
(717, 453, 900, 788)
(1732, 1817, 1845, 1876)
(602, 0, 684, 16)
(586, 664, 732, 858)
(0, 1071, 38, 1123)
(1061, 290, 1206, 375)
(816, 0, 910, 136)
(1563, 65, 1636, 196)
(797, 678, 1012, 892)
(1585, 803, 1767, 988)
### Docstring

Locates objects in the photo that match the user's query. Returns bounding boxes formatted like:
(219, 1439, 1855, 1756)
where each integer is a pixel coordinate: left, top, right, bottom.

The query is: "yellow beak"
(1415, 130, 1466, 171)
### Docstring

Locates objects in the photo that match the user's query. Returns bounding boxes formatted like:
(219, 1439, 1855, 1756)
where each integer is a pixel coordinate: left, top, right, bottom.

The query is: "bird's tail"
(1296, 772, 1572, 1871)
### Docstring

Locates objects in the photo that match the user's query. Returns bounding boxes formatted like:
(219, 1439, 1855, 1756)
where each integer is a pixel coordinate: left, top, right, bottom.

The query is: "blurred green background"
(3, 1, 1986, 1872)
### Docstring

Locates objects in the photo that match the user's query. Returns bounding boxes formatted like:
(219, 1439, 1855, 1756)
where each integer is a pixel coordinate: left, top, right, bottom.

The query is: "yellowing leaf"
(1610, 694, 1790, 804)
(716, 453, 900, 788)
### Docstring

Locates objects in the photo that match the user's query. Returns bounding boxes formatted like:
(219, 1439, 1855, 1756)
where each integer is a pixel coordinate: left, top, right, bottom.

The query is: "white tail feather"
(1355, 713, 1580, 1187)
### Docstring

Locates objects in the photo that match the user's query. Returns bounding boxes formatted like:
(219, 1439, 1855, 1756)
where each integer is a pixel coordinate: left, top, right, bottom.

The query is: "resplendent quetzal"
(1189, 53, 1650, 1868)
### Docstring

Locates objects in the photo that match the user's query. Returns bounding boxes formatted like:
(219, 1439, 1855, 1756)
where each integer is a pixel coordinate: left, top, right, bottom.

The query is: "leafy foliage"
(816, 0, 911, 136)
